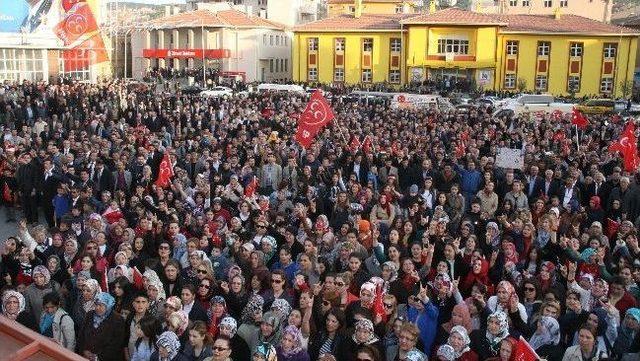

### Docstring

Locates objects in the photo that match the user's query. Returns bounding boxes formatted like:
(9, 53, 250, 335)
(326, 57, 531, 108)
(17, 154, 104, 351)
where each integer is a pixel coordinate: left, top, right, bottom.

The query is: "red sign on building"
(142, 48, 231, 58)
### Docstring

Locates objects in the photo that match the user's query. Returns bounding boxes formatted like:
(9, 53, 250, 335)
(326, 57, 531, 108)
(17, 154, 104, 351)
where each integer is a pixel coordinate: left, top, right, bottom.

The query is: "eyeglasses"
(199, 284, 211, 289)
(197, 269, 208, 274)
(213, 346, 230, 352)
(383, 303, 394, 309)
(335, 282, 345, 287)
(271, 279, 283, 284)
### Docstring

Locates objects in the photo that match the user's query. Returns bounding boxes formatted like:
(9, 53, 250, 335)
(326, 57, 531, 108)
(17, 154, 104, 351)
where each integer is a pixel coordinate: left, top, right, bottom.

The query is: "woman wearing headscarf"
(237, 294, 265, 350)
(442, 325, 478, 361)
(277, 325, 311, 361)
(208, 296, 229, 338)
(469, 311, 511, 360)
(251, 312, 283, 353)
(72, 277, 100, 328)
(585, 196, 605, 228)
(1, 289, 37, 330)
(435, 303, 473, 347)
(344, 318, 383, 361)
(253, 342, 278, 361)
(487, 281, 528, 325)
(23, 265, 60, 320)
(46, 254, 69, 286)
(270, 298, 292, 325)
(78, 292, 126, 361)
(219, 316, 251, 361)
(528, 316, 563, 361)
(570, 308, 616, 358)
(381, 261, 406, 304)
(151, 331, 189, 361)
(613, 308, 640, 358)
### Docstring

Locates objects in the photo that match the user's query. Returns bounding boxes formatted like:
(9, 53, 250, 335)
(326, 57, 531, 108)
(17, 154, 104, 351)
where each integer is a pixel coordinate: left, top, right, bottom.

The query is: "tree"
(455, 0, 472, 10)
(619, 79, 634, 99)
(517, 77, 527, 93)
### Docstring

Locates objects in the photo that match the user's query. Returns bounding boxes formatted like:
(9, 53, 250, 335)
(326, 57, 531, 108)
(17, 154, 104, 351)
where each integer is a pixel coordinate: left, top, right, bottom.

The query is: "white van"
(498, 94, 575, 117)
(255, 83, 305, 93)
(391, 93, 453, 111)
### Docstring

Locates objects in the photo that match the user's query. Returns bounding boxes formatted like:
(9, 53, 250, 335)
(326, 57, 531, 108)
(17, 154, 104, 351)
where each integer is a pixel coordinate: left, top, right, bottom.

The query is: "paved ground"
(0, 207, 18, 240)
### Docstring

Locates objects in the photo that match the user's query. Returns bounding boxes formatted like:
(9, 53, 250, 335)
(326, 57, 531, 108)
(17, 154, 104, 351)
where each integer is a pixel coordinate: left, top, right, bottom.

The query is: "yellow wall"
(293, 32, 405, 84)
(496, 34, 637, 97)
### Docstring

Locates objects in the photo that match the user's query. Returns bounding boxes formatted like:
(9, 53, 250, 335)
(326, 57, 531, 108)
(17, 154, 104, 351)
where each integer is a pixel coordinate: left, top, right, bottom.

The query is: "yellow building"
(293, 7, 639, 97)
(327, 0, 420, 16)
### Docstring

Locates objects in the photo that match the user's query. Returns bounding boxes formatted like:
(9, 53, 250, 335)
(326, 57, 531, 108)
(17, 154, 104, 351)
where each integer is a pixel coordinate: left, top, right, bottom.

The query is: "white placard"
(496, 147, 524, 169)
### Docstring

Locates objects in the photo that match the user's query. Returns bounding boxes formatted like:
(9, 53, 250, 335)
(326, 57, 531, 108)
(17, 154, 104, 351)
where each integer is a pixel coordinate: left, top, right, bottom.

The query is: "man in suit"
(378, 157, 399, 185)
(259, 153, 282, 195)
(525, 165, 544, 202)
(112, 161, 132, 194)
(15, 152, 40, 224)
(181, 284, 208, 323)
(542, 169, 561, 201)
(559, 176, 581, 210)
(92, 159, 113, 194)
(584, 172, 611, 207)
(40, 158, 61, 228)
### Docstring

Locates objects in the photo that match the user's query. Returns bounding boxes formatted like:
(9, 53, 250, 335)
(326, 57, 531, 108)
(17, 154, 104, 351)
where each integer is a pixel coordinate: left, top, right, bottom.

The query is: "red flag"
(513, 336, 540, 361)
(349, 136, 361, 153)
(372, 285, 386, 324)
(572, 108, 588, 129)
(606, 218, 620, 239)
(244, 176, 258, 197)
(132, 266, 144, 290)
(391, 141, 400, 155)
(609, 122, 639, 172)
(362, 135, 373, 154)
(455, 141, 466, 158)
(155, 152, 174, 188)
(294, 90, 335, 148)
(54, 3, 98, 45)
(62, 0, 85, 12)
(63, 33, 108, 72)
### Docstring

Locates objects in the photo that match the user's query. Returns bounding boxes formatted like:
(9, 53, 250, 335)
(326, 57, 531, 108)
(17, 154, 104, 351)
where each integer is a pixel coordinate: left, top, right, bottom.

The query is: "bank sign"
(142, 48, 231, 59)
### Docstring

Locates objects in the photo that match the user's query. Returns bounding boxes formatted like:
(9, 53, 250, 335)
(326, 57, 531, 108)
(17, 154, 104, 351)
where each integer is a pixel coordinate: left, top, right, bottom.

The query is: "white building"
(187, 0, 323, 26)
(131, 7, 291, 82)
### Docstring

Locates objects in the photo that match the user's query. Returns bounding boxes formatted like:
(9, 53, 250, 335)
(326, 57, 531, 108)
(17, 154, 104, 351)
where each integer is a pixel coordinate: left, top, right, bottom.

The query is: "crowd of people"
(0, 77, 639, 361)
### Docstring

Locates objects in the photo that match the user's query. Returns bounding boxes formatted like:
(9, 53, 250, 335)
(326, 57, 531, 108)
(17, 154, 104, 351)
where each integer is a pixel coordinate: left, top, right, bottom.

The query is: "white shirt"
(183, 301, 194, 315)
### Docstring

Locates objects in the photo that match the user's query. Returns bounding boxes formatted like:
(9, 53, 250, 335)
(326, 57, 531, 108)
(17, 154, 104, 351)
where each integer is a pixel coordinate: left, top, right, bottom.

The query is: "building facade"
(188, 0, 323, 26)
(293, 7, 638, 96)
(327, 0, 422, 16)
(471, 0, 613, 23)
(131, 9, 291, 82)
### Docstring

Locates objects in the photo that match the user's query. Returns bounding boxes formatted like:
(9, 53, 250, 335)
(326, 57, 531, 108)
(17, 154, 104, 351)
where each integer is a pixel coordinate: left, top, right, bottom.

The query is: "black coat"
(186, 301, 209, 323)
(78, 311, 126, 361)
(15, 161, 40, 193)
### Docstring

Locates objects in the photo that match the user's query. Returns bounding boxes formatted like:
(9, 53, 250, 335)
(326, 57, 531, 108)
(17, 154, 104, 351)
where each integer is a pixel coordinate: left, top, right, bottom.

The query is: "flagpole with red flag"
(513, 336, 541, 361)
(295, 90, 335, 148)
(155, 151, 174, 188)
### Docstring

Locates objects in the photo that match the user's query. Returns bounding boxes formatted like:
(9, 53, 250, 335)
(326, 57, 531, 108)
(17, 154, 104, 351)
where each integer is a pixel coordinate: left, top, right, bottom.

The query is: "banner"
(142, 48, 231, 59)
(63, 33, 108, 71)
(295, 90, 335, 148)
(496, 147, 524, 170)
(54, 3, 98, 45)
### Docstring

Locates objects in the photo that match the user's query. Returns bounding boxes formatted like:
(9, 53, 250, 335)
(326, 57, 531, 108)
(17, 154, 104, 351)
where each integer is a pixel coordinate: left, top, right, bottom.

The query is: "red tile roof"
(401, 7, 506, 25)
(144, 9, 285, 30)
(294, 13, 411, 31)
(496, 13, 640, 34)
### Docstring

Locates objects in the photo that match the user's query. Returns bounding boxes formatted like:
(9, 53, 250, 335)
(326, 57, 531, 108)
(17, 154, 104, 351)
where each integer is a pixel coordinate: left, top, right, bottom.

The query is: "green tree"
(619, 79, 634, 99)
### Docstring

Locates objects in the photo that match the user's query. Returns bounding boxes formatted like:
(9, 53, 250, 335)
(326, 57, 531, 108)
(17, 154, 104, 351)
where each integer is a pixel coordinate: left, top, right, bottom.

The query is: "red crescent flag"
(349, 136, 362, 153)
(155, 152, 174, 188)
(513, 336, 540, 361)
(63, 33, 109, 72)
(54, 3, 98, 45)
(572, 108, 588, 129)
(362, 135, 373, 154)
(609, 122, 639, 172)
(244, 176, 258, 197)
(295, 90, 335, 148)
(62, 0, 85, 12)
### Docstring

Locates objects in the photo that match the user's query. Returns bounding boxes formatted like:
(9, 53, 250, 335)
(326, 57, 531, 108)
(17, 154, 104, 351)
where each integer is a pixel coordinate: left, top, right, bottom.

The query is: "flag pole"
(575, 124, 580, 152)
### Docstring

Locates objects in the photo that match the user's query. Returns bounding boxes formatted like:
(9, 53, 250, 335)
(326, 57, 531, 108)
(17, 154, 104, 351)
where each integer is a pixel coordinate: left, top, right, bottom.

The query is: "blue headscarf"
(627, 308, 640, 323)
(93, 292, 115, 328)
(580, 248, 597, 262)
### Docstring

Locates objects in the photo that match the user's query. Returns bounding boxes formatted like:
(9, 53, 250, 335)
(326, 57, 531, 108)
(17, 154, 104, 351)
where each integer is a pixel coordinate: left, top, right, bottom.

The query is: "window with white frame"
(395, 4, 403, 13)
(568, 75, 581, 92)
(437, 38, 469, 54)
(537, 41, 550, 56)
(522, 0, 530, 6)
(270, 35, 274, 46)
(535, 75, 548, 91)
(560, 0, 568, 6)
(504, 74, 516, 88)
(362, 69, 372, 82)
(334, 68, 344, 82)
(544, 0, 552, 7)
(506, 41, 518, 55)
(308, 68, 318, 81)
(603, 44, 617, 59)
(308, 38, 318, 51)
(389, 70, 400, 83)
(363, 38, 373, 52)
(0, 49, 47, 82)
(509, 0, 517, 5)
(390, 38, 401, 52)
(335, 38, 345, 51)
(276, 36, 280, 46)
(600, 78, 613, 93)
(570, 43, 583, 57)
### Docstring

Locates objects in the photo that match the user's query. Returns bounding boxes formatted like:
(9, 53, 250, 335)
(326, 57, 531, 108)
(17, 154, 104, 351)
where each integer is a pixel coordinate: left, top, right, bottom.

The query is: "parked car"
(201, 86, 233, 98)
(180, 85, 203, 95)
(575, 99, 616, 114)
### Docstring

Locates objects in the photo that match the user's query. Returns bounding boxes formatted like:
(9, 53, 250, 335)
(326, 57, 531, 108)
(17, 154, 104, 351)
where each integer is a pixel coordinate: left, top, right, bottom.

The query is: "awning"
(142, 48, 231, 59)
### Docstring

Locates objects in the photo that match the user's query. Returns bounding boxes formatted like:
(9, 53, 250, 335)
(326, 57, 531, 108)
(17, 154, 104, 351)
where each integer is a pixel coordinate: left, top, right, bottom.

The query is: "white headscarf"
(528, 316, 560, 350)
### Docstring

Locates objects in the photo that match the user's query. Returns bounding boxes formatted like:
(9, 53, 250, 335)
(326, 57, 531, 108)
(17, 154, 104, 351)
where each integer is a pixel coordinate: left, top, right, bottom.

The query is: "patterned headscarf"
(2, 290, 25, 317)
(271, 299, 292, 323)
(581, 247, 597, 262)
(382, 261, 398, 282)
(449, 325, 471, 357)
(627, 308, 640, 323)
(219, 316, 238, 337)
(443, 303, 472, 333)
(353, 318, 379, 345)
(241, 294, 264, 323)
(93, 292, 115, 328)
(280, 325, 304, 357)
(254, 342, 277, 361)
(405, 350, 427, 361)
(437, 344, 456, 361)
(170, 310, 189, 336)
(156, 331, 181, 361)
(32, 265, 51, 285)
(165, 296, 182, 311)
(528, 316, 560, 350)
(147, 279, 166, 301)
(486, 311, 510, 348)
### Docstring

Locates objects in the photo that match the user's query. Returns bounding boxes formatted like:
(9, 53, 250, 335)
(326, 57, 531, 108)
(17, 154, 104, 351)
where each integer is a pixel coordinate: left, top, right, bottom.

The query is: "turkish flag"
(63, 33, 108, 72)
(349, 136, 361, 153)
(155, 152, 174, 188)
(362, 135, 373, 154)
(513, 336, 540, 361)
(132, 266, 144, 290)
(572, 108, 588, 129)
(62, 0, 85, 12)
(606, 218, 620, 239)
(54, 3, 98, 45)
(244, 176, 258, 197)
(609, 122, 639, 172)
(294, 90, 335, 148)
